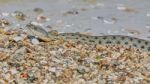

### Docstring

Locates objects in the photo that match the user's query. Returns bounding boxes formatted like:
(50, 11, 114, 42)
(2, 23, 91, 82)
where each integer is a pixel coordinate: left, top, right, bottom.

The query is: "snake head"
(47, 30, 58, 36)
(26, 23, 49, 38)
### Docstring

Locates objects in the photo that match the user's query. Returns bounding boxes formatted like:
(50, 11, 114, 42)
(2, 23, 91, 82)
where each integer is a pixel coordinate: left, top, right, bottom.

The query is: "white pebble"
(117, 6, 126, 10)
(31, 38, 40, 45)
(50, 51, 57, 55)
(146, 13, 150, 17)
(1, 12, 9, 17)
(13, 36, 23, 42)
(55, 70, 62, 77)
(43, 79, 49, 84)
(10, 13, 16, 17)
(49, 67, 56, 72)
(31, 21, 43, 26)
(65, 24, 72, 27)
(78, 79, 86, 84)
(46, 18, 50, 21)
(10, 69, 18, 74)
(4, 73, 11, 80)
(145, 25, 150, 29)
(52, 58, 61, 63)
(16, 24, 21, 27)
(40, 60, 47, 65)
(117, 4, 126, 10)
(103, 19, 115, 24)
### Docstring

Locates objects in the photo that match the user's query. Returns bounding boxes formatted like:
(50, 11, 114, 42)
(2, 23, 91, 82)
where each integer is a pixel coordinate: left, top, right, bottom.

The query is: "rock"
(33, 8, 44, 14)
(0, 52, 8, 61)
(1, 12, 10, 17)
(36, 15, 50, 22)
(31, 38, 40, 45)
(11, 47, 27, 61)
(49, 67, 56, 72)
(13, 11, 26, 21)
(13, 36, 23, 42)
(0, 19, 10, 26)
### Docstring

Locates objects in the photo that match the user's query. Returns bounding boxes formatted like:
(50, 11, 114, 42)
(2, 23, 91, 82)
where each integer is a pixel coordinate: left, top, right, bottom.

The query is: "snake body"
(26, 24, 150, 52)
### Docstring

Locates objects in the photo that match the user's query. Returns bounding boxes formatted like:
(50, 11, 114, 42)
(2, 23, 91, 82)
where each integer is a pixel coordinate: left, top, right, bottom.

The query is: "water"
(0, 0, 149, 40)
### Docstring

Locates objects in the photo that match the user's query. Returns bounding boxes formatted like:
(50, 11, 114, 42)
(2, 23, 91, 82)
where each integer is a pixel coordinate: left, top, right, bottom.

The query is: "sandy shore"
(0, 0, 149, 84)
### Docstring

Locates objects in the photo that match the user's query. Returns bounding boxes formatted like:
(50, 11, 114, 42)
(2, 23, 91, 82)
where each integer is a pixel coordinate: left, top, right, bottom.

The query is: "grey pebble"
(31, 38, 40, 45)
(13, 36, 23, 42)
(11, 47, 27, 62)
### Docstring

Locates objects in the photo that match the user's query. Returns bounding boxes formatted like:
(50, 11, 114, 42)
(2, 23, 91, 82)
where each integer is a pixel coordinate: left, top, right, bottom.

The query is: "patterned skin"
(26, 24, 150, 52)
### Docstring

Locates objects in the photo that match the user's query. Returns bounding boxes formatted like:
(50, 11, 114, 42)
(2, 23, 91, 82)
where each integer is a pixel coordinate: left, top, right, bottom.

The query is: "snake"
(25, 23, 150, 52)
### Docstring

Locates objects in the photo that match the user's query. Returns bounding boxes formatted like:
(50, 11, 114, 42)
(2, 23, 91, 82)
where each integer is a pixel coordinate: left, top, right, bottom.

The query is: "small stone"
(40, 60, 47, 65)
(13, 11, 26, 21)
(36, 14, 50, 22)
(77, 66, 88, 74)
(31, 38, 40, 45)
(103, 19, 115, 24)
(49, 67, 56, 72)
(117, 6, 126, 10)
(78, 79, 85, 84)
(145, 25, 150, 29)
(0, 52, 8, 61)
(31, 21, 43, 26)
(146, 13, 150, 17)
(0, 19, 10, 26)
(10, 68, 18, 74)
(1, 12, 10, 17)
(52, 58, 61, 63)
(11, 47, 27, 61)
(63, 10, 79, 16)
(13, 36, 23, 42)
(34, 8, 44, 14)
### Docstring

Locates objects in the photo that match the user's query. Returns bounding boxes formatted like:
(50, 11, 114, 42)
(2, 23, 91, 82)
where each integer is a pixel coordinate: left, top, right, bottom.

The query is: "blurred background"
(0, 0, 149, 40)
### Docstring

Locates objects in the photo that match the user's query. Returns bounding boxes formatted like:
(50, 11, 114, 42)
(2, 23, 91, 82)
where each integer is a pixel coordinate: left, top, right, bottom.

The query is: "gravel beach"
(0, 0, 149, 84)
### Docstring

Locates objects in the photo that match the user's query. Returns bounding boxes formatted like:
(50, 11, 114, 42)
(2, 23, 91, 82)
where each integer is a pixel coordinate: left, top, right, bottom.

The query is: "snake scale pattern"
(26, 24, 150, 52)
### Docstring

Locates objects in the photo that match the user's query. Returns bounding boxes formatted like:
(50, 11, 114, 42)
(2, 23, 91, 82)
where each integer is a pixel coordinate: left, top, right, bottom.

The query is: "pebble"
(63, 10, 79, 16)
(10, 68, 18, 74)
(31, 38, 40, 45)
(103, 19, 115, 24)
(117, 4, 126, 10)
(13, 36, 23, 42)
(1, 12, 10, 17)
(77, 66, 89, 74)
(65, 24, 73, 27)
(78, 79, 86, 84)
(146, 13, 150, 17)
(31, 21, 43, 26)
(0, 52, 8, 61)
(49, 67, 56, 72)
(36, 15, 50, 22)
(34, 8, 44, 14)
(11, 47, 27, 62)
(145, 25, 150, 29)
(13, 11, 26, 21)
(51, 58, 61, 63)
(92, 16, 116, 24)
(40, 60, 47, 65)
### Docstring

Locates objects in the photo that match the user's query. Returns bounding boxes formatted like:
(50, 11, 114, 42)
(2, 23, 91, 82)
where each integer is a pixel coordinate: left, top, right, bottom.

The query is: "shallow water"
(0, 0, 149, 40)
